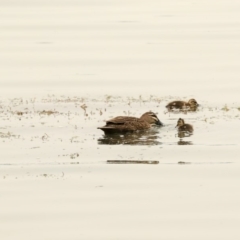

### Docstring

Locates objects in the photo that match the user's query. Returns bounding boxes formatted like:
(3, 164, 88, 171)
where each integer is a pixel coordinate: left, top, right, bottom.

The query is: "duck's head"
(140, 111, 163, 126)
(188, 98, 199, 108)
(176, 118, 185, 128)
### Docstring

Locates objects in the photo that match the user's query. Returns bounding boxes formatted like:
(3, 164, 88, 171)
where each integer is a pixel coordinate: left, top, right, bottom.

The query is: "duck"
(166, 98, 199, 111)
(176, 118, 193, 133)
(98, 111, 163, 134)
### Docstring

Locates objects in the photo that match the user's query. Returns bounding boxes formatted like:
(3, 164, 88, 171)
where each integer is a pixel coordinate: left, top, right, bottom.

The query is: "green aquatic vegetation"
(41, 133, 49, 141)
(38, 110, 58, 115)
(80, 104, 88, 116)
(0, 131, 19, 139)
(16, 111, 25, 115)
(105, 95, 112, 103)
(222, 105, 229, 111)
(70, 153, 79, 159)
(29, 98, 36, 104)
(9, 98, 24, 107)
(146, 95, 162, 103)
(123, 110, 132, 116)
(70, 136, 79, 143)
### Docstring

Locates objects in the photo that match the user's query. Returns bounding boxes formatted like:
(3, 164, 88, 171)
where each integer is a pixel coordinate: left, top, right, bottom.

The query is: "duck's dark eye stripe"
(151, 116, 159, 122)
(148, 113, 157, 117)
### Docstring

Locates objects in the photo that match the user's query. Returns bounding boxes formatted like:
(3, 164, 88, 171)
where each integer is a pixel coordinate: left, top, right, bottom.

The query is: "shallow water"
(1, 0, 240, 239)
(1, 95, 239, 239)
(1, 95, 239, 164)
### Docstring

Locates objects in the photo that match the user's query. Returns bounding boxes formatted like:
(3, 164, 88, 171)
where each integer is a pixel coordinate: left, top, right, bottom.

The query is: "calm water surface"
(1, 1, 240, 240)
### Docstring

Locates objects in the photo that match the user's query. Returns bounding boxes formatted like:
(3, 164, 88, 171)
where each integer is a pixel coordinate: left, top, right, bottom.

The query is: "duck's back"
(178, 123, 193, 132)
(106, 116, 139, 125)
(98, 116, 149, 134)
(166, 100, 185, 109)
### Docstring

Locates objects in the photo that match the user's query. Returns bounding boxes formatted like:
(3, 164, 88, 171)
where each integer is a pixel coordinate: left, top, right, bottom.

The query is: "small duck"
(98, 111, 163, 134)
(176, 118, 193, 133)
(166, 98, 199, 111)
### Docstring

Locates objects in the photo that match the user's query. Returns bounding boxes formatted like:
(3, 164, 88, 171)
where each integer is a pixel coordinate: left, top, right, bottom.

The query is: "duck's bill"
(156, 120, 163, 126)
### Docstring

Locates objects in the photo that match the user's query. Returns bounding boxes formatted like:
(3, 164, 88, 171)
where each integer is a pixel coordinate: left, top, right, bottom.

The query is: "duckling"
(176, 118, 193, 133)
(98, 111, 163, 134)
(166, 98, 199, 111)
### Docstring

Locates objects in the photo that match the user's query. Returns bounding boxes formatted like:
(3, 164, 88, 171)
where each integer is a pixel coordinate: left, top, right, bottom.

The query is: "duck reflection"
(177, 131, 192, 138)
(177, 139, 192, 145)
(98, 128, 162, 145)
(177, 131, 193, 145)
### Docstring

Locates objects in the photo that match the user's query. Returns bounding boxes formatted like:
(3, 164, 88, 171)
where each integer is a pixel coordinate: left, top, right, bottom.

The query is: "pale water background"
(1, 1, 240, 240)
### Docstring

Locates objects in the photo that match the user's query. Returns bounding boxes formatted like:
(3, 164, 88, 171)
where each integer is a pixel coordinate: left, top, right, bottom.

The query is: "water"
(1, 95, 239, 164)
(1, 0, 240, 100)
(1, 1, 240, 240)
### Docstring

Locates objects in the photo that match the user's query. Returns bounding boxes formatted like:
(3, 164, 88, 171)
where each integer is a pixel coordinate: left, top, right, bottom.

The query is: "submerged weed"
(70, 136, 79, 143)
(105, 95, 112, 103)
(0, 131, 19, 139)
(39, 110, 58, 115)
(16, 111, 25, 115)
(70, 153, 79, 159)
(222, 105, 229, 111)
(42, 133, 49, 141)
(81, 104, 88, 116)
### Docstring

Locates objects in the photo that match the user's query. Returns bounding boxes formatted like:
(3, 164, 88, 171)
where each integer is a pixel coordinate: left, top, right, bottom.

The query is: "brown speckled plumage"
(98, 111, 163, 134)
(166, 98, 199, 111)
(176, 118, 193, 133)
